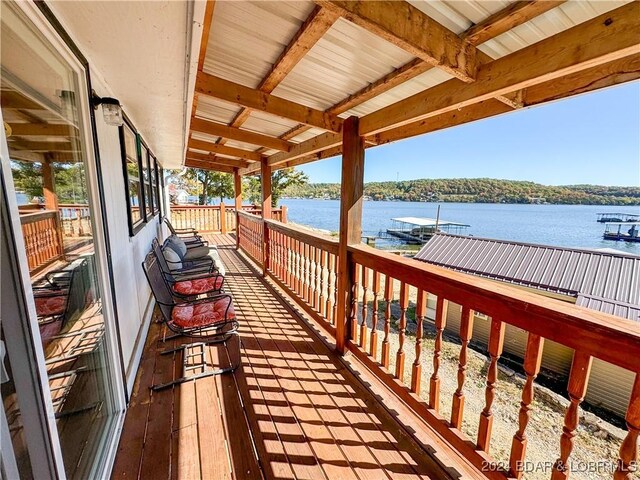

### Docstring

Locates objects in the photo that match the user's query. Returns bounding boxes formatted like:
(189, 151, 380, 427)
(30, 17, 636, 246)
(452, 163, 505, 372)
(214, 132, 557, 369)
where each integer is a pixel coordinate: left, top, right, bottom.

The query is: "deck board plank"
(112, 234, 469, 480)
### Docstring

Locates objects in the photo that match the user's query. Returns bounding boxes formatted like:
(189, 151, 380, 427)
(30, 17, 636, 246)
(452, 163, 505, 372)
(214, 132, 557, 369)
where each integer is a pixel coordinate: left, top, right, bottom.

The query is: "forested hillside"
(283, 178, 640, 205)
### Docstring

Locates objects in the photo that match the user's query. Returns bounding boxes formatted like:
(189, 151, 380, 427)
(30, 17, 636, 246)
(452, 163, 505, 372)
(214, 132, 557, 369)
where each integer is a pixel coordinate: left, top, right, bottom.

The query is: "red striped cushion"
(35, 295, 66, 317)
(171, 297, 235, 328)
(172, 276, 224, 295)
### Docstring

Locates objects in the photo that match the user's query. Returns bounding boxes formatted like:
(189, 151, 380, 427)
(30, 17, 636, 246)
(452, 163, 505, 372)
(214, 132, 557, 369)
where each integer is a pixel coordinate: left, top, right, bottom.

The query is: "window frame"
(119, 116, 145, 236)
(138, 137, 153, 220)
(152, 157, 162, 217)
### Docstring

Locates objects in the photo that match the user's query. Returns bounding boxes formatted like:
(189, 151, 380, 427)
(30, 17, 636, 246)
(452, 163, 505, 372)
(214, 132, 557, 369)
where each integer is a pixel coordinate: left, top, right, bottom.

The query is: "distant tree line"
(283, 178, 640, 205)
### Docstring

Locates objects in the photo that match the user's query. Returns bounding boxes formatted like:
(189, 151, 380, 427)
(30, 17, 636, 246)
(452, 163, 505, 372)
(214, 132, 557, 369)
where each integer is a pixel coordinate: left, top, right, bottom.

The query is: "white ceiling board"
(48, 0, 198, 168)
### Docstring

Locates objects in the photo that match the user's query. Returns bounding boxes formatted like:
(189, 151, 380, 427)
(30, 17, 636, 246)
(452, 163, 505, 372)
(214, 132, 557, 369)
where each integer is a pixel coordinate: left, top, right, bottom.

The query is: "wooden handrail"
(237, 219, 640, 480)
(348, 243, 640, 373)
(265, 218, 338, 254)
(20, 210, 57, 223)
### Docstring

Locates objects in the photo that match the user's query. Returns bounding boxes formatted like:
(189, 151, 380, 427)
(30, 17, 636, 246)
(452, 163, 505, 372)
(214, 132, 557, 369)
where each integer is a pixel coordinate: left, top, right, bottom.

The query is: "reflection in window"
(1, 3, 118, 477)
(140, 142, 152, 217)
(121, 123, 142, 229)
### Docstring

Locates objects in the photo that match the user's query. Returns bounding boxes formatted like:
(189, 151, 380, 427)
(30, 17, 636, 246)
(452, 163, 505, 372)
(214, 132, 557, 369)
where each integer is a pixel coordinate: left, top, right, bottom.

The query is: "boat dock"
(383, 216, 470, 245)
(597, 212, 640, 223)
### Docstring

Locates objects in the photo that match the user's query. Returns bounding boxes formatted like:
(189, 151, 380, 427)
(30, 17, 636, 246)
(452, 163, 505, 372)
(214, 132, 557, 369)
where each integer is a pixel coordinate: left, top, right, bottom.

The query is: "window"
(139, 140, 152, 218)
(120, 120, 144, 235)
(151, 156, 162, 216)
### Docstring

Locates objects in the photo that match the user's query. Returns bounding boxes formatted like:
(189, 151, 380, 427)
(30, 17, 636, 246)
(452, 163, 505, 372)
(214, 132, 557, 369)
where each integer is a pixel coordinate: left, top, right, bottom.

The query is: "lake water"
(279, 199, 640, 255)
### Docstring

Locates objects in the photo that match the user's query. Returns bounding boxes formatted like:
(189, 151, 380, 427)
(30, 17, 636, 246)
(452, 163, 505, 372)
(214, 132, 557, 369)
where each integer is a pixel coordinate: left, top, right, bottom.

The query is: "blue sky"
(299, 82, 640, 186)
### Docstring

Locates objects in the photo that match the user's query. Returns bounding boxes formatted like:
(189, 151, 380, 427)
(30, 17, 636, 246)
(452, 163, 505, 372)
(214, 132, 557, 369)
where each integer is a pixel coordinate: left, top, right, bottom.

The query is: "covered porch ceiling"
(185, 0, 640, 175)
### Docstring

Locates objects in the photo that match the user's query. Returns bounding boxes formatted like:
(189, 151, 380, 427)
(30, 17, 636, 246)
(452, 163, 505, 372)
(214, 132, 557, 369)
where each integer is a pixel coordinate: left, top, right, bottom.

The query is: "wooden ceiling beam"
(371, 53, 640, 145)
(186, 152, 250, 169)
(228, 6, 339, 129)
(276, 1, 560, 143)
(359, 3, 640, 136)
(195, 73, 343, 133)
(461, 1, 565, 46)
(255, 52, 640, 173)
(267, 131, 342, 168)
(188, 138, 262, 162)
(7, 123, 78, 136)
(186, 0, 216, 149)
(184, 158, 235, 173)
(316, 0, 477, 82)
(190, 117, 292, 151)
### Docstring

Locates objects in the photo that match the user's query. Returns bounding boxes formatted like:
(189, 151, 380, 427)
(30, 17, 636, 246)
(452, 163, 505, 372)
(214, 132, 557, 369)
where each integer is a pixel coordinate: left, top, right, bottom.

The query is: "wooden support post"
(335, 116, 364, 354)
(234, 168, 242, 249)
(261, 158, 272, 276)
(281, 205, 288, 223)
(220, 201, 227, 234)
(42, 158, 64, 258)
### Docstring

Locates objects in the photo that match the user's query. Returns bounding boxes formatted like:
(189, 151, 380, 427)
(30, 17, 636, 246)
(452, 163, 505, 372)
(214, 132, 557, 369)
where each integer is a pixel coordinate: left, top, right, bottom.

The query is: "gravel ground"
(354, 301, 636, 480)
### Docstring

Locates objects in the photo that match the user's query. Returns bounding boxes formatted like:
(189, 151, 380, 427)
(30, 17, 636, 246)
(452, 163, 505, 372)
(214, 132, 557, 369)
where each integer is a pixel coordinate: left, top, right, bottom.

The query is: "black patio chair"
(163, 217, 205, 244)
(151, 239, 224, 298)
(33, 258, 91, 345)
(142, 251, 240, 389)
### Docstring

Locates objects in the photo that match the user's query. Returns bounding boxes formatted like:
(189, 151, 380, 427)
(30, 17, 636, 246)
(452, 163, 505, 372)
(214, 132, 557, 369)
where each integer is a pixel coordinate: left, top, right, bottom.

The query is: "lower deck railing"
(172, 204, 287, 233)
(20, 210, 64, 273)
(237, 212, 640, 480)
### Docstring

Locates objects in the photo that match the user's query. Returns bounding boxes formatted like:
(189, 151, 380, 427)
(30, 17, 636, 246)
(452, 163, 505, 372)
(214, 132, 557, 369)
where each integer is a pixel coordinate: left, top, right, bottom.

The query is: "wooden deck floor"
(111, 234, 459, 480)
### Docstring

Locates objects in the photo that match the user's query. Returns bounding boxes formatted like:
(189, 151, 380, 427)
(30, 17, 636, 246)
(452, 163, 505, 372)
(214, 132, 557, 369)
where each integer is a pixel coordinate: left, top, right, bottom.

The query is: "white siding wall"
(91, 73, 164, 392)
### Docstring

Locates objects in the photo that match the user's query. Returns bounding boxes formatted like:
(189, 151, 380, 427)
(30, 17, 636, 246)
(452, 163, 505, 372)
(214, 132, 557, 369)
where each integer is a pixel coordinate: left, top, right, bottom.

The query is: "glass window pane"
(139, 143, 151, 216)
(122, 124, 141, 225)
(1, 4, 119, 478)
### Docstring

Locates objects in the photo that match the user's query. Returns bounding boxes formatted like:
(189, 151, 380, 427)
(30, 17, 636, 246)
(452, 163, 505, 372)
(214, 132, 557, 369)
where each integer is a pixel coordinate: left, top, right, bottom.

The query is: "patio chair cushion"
(171, 297, 235, 328)
(172, 276, 224, 296)
(183, 245, 211, 260)
(35, 294, 66, 317)
(163, 248, 182, 271)
(209, 249, 226, 276)
(165, 235, 188, 257)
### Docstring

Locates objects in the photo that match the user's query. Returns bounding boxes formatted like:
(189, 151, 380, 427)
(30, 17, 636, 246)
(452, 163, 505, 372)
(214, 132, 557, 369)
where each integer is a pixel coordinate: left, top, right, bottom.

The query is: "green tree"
(184, 168, 233, 204)
(243, 168, 309, 207)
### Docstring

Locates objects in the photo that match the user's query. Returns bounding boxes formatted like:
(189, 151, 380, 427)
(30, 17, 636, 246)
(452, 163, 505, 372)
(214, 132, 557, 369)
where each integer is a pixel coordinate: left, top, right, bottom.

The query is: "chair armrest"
(175, 292, 232, 308)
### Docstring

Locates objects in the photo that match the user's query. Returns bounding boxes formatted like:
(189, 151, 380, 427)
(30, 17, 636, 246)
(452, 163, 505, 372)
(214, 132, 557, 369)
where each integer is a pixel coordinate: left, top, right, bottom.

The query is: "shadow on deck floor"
(111, 234, 460, 480)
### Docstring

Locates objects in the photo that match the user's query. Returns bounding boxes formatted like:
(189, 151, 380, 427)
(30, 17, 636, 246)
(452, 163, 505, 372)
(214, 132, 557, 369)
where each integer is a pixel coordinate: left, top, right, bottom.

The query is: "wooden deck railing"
(170, 204, 286, 233)
(58, 204, 92, 237)
(237, 216, 640, 480)
(20, 210, 64, 272)
(237, 211, 264, 264)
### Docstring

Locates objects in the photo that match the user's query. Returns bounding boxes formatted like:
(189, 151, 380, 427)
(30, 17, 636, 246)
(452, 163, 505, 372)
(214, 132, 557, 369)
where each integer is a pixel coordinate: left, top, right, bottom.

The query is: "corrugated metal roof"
(415, 234, 640, 321)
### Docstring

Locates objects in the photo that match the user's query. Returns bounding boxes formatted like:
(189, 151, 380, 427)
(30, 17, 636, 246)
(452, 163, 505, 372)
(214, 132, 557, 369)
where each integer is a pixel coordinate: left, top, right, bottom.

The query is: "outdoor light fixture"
(91, 90, 123, 126)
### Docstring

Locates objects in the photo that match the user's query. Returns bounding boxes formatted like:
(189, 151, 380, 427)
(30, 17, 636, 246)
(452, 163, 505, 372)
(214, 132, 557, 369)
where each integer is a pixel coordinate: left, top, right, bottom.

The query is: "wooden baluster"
(451, 306, 474, 429)
(552, 352, 593, 480)
(411, 289, 427, 393)
(381, 275, 393, 369)
(331, 253, 338, 325)
(314, 248, 321, 311)
(395, 282, 409, 381)
(615, 373, 640, 480)
(509, 333, 544, 478)
(369, 271, 381, 360)
(478, 318, 506, 452)
(349, 264, 360, 343)
(309, 246, 317, 309)
(359, 265, 369, 349)
(307, 245, 313, 304)
(287, 236, 293, 289)
(295, 240, 302, 295)
(319, 250, 327, 317)
(301, 243, 308, 301)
